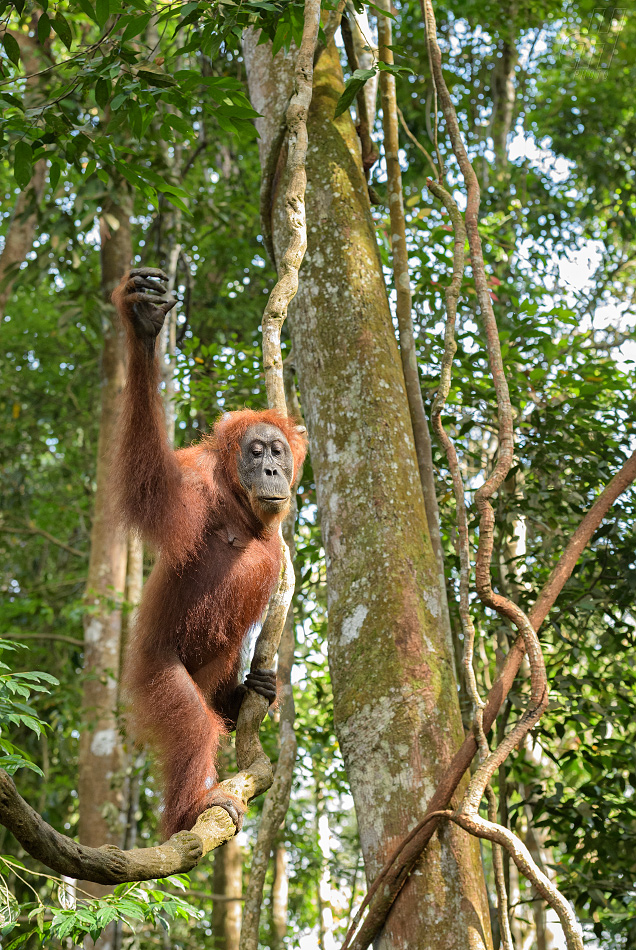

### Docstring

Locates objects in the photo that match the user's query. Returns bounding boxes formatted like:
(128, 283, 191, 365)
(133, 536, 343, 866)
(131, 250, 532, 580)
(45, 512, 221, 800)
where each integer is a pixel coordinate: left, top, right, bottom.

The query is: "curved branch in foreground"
(449, 810, 583, 950)
(531, 447, 636, 628)
(0, 769, 256, 885)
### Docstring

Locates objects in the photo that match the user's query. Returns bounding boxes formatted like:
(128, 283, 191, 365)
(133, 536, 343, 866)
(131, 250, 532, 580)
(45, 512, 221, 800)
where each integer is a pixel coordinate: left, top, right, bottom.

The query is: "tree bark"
(270, 843, 289, 947)
(212, 838, 243, 950)
(490, 27, 518, 170)
(244, 38, 492, 950)
(377, 0, 452, 653)
(0, 32, 49, 319)
(345, 2, 377, 128)
(78, 196, 132, 937)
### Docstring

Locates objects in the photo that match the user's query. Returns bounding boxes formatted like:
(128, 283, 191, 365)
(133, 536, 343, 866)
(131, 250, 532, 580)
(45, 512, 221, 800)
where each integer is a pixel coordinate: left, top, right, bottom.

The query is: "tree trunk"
(0, 32, 49, 319)
(317, 782, 336, 950)
(270, 843, 289, 948)
(0, 161, 46, 319)
(212, 839, 243, 950)
(244, 37, 492, 950)
(78, 197, 132, 941)
(345, 2, 378, 134)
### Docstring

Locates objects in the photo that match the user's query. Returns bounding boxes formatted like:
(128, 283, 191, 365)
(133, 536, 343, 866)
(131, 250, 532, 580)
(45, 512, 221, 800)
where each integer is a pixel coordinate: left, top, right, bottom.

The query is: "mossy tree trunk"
(78, 198, 132, 944)
(244, 38, 493, 950)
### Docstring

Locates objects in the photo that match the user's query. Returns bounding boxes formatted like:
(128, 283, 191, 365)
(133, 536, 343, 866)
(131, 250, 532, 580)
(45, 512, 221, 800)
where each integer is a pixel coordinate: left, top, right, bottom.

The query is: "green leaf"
(366, 0, 394, 16)
(127, 164, 183, 196)
(51, 14, 72, 49)
(52, 915, 75, 940)
(37, 12, 51, 44)
(128, 99, 142, 138)
(95, 0, 109, 28)
(14, 141, 32, 189)
(96, 906, 117, 927)
(20, 715, 42, 736)
(49, 161, 61, 191)
(271, 21, 290, 57)
(0, 92, 24, 110)
(176, 6, 201, 29)
(122, 12, 151, 41)
(95, 77, 110, 108)
(2, 33, 21, 66)
(5, 928, 38, 949)
(136, 67, 177, 88)
(376, 61, 413, 75)
(18, 671, 58, 684)
(216, 113, 236, 134)
(76, 0, 97, 21)
(164, 193, 190, 214)
(12, 0, 25, 15)
(163, 113, 191, 135)
(334, 67, 376, 119)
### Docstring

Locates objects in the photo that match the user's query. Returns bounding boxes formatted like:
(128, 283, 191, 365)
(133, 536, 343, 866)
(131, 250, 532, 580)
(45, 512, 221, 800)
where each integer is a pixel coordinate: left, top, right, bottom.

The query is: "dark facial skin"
(236, 424, 294, 522)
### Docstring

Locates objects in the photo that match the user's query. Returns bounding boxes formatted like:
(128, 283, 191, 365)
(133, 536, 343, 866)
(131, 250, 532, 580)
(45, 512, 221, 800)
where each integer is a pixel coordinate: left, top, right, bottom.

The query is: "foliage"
(0, 0, 311, 210)
(0, 641, 57, 775)
(334, 61, 411, 118)
(0, 876, 202, 947)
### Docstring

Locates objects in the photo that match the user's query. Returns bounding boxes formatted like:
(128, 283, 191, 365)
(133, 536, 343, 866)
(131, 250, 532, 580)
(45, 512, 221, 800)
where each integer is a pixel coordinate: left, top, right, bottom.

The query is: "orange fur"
(111, 273, 307, 837)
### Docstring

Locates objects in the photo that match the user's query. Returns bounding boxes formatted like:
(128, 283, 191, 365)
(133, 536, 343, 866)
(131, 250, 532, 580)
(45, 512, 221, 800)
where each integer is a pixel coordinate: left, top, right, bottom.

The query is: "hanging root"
(447, 811, 584, 950)
(427, 117, 516, 950)
(421, 0, 583, 946)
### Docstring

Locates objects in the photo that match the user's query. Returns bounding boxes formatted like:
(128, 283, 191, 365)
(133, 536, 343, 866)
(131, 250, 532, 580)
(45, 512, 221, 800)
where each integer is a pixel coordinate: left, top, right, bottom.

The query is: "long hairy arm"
(110, 268, 205, 557)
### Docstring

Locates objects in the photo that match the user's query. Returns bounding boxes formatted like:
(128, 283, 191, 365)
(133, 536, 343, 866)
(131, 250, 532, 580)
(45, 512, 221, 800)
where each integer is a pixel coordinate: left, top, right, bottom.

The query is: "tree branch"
(0, 524, 85, 559)
(0, 769, 252, 884)
(260, 0, 321, 412)
(531, 447, 636, 628)
(239, 3, 319, 946)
